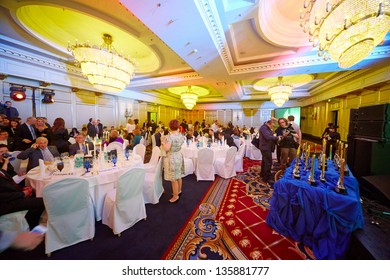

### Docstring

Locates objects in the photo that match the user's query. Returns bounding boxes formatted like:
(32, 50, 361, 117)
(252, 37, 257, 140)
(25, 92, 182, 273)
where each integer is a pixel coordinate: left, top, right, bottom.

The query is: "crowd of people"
(1, 106, 344, 253)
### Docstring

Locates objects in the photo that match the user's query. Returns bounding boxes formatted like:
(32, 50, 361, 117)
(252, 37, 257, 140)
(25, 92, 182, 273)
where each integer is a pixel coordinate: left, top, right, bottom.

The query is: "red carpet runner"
(162, 158, 315, 260)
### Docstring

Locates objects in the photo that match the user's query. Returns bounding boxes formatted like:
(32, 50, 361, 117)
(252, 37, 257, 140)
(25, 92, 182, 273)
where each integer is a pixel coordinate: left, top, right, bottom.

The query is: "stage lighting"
(41, 89, 55, 104)
(9, 86, 26, 101)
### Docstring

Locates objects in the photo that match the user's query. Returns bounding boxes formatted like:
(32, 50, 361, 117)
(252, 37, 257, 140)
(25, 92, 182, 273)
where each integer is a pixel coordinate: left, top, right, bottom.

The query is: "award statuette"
(307, 154, 316, 186)
(293, 146, 301, 179)
(320, 153, 326, 182)
(335, 159, 347, 195)
(343, 144, 350, 176)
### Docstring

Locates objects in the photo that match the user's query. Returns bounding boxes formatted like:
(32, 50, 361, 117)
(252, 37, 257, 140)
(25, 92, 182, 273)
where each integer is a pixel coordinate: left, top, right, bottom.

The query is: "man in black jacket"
(0, 170, 45, 230)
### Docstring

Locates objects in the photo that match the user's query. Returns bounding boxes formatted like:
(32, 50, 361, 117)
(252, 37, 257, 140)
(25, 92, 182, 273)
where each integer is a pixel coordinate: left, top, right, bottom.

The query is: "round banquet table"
(26, 155, 144, 221)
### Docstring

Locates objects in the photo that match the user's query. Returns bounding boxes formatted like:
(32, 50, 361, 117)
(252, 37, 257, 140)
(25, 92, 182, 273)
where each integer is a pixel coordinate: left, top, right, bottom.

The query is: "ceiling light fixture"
(68, 33, 136, 93)
(300, 0, 390, 68)
(268, 77, 292, 107)
(9, 86, 27, 101)
(180, 86, 198, 110)
(41, 89, 55, 104)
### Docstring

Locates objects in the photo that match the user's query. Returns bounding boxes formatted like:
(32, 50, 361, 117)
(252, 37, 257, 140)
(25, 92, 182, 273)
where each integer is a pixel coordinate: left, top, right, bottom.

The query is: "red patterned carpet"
(162, 157, 315, 260)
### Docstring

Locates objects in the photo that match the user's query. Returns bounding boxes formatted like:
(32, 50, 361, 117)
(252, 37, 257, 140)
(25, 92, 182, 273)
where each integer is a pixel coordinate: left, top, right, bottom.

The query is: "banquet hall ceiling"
(1, 0, 390, 109)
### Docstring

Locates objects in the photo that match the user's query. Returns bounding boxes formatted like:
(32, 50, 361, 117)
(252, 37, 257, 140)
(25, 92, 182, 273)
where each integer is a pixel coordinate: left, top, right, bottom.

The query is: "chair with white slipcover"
(144, 146, 161, 173)
(0, 210, 29, 233)
(102, 167, 146, 235)
(143, 157, 163, 204)
(214, 146, 237, 179)
(133, 143, 146, 163)
(195, 148, 215, 181)
(234, 142, 246, 173)
(42, 178, 95, 255)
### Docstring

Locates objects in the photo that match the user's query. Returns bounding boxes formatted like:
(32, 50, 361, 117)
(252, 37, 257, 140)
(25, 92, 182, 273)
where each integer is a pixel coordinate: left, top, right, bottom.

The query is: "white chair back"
(42, 177, 95, 255)
(143, 157, 164, 204)
(107, 142, 124, 154)
(0, 210, 29, 233)
(144, 146, 161, 173)
(139, 136, 146, 146)
(214, 146, 237, 179)
(133, 143, 146, 163)
(234, 142, 246, 172)
(195, 148, 215, 181)
(102, 167, 146, 234)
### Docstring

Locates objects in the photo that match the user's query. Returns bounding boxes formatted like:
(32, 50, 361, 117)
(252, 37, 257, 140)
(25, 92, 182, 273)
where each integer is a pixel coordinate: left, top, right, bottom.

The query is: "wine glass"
(124, 149, 129, 161)
(57, 161, 64, 172)
(61, 152, 69, 160)
(84, 160, 91, 173)
(111, 155, 117, 167)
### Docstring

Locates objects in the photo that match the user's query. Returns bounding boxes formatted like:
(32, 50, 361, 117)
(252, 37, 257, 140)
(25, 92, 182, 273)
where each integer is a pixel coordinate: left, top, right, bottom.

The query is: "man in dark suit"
(259, 119, 281, 185)
(17, 137, 60, 171)
(0, 130, 15, 151)
(14, 116, 37, 151)
(154, 128, 163, 147)
(0, 169, 45, 230)
(87, 118, 97, 139)
(2, 101, 19, 118)
(69, 134, 94, 156)
(96, 119, 103, 138)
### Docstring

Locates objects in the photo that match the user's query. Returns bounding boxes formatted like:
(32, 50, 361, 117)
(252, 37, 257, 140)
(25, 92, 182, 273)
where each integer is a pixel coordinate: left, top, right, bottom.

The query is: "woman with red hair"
(161, 119, 184, 203)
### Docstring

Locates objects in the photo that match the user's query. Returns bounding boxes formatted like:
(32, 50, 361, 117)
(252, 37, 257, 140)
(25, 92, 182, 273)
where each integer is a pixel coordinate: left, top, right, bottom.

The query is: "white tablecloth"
(181, 143, 230, 168)
(26, 156, 144, 221)
(245, 139, 277, 160)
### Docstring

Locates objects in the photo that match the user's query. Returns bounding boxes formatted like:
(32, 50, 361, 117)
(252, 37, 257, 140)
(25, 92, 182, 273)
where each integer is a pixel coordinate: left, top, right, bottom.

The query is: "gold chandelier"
(300, 0, 390, 69)
(68, 34, 136, 92)
(268, 77, 292, 107)
(180, 86, 198, 110)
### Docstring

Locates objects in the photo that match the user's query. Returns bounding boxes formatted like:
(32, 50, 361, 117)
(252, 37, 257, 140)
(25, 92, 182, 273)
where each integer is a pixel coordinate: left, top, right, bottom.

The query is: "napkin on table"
(39, 159, 46, 177)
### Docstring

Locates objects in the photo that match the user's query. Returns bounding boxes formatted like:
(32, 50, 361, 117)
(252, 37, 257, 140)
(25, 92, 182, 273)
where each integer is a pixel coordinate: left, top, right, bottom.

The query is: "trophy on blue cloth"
(319, 153, 327, 183)
(307, 155, 316, 186)
(335, 159, 347, 195)
(293, 145, 301, 179)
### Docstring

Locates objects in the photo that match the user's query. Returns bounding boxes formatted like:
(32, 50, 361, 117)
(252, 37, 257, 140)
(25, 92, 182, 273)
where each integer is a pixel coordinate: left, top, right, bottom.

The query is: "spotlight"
(9, 86, 26, 101)
(41, 89, 55, 104)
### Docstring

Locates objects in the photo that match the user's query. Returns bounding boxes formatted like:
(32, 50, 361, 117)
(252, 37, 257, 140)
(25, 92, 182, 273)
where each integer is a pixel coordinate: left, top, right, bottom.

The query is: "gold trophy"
(307, 154, 316, 186)
(343, 144, 350, 176)
(304, 145, 310, 171)
(335, 159, 347, 194)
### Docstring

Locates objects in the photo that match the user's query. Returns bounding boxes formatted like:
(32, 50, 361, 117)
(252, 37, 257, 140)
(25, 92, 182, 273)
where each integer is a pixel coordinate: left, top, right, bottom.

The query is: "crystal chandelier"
(268, 77, 292, 107)
(300, 0, 390, 69)
(180, 86, 198, 110)
(68, 34, 136, 92)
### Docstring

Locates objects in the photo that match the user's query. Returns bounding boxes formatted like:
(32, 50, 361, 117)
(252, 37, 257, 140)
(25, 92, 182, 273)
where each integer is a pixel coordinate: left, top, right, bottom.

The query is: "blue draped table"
(266, 158, 364, 259)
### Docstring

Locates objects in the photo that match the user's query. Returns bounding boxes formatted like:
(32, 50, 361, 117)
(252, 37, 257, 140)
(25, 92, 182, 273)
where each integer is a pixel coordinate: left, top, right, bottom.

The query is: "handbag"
(251, 133, 260, 149)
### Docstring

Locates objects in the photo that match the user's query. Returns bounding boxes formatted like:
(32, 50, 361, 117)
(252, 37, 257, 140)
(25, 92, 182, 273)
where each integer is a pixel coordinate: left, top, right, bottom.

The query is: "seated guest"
(0, 144, 25, 186)
(0, 169, 45, 230)
(0, 130, 15, 151)
(102, 130, 124, 146)
(35, 117, 52, 145)
(186, 127, 195, 141)
(17, 137, 60, 172)
(69, 134, 94, 156)
(127, 128, 141, 151)
(217, 131, 238, 150)
(69, 127, 79, 138)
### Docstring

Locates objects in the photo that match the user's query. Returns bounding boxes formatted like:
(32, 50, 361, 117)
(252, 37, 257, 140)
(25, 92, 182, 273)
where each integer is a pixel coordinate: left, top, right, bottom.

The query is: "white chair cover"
(195, 148, 215, 181)
(214, 146, 237, 179)
(0, 210, 29, 233)
(107, 142, 124, 154)
(139, 136, 146, 146)
(234, 142, 246, 172)
(182, 157, 195, 177)
(10, 151, 22, 173)
(133, 143, 146, 163)
(102, 167, 146, 235)
(42, 178, 95, 254)
(144, 146, 161, 173)
(143, 157, 164, 204)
